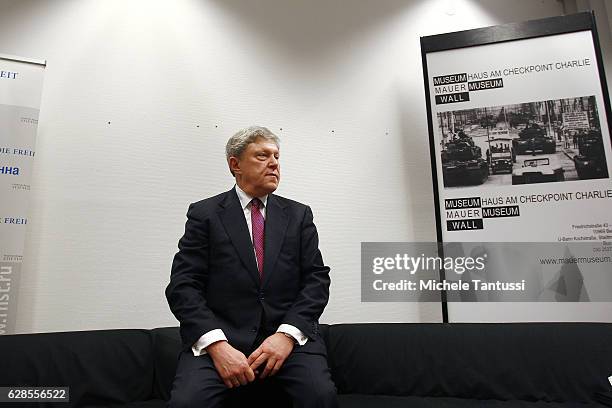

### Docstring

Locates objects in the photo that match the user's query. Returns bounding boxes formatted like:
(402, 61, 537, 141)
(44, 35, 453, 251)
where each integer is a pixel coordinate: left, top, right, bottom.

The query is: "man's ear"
(229, 156, 241, 175)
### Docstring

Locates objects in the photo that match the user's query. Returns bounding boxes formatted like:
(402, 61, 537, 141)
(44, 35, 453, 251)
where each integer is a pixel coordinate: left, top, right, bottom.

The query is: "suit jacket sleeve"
(165, 203, 219, 348)
(281, 205, 330, 340)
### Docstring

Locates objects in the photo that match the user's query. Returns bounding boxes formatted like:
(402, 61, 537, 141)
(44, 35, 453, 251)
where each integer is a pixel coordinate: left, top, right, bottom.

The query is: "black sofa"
(0, 323, 610, 407)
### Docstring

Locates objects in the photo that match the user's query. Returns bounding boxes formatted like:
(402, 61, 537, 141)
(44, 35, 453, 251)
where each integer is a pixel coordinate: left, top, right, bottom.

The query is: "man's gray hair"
(226, 126, 280, 175)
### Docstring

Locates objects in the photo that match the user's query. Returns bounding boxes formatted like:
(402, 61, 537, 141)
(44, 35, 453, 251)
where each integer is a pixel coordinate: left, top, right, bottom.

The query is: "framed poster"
(420, 13, 612, 320)
(0, 53, 46, 334)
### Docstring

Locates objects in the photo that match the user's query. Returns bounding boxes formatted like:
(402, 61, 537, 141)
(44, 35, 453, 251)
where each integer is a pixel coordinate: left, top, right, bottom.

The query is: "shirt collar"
(235, 184, 268, 210)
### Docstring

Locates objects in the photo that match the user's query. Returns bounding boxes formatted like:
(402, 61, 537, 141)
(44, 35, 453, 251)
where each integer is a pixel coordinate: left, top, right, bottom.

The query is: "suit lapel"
(218, 189, 261, 287)
(262, 194, 288, 288)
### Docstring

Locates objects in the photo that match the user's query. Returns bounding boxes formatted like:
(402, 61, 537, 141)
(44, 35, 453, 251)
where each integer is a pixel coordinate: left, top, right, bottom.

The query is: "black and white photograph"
(438, 95, 608, 188)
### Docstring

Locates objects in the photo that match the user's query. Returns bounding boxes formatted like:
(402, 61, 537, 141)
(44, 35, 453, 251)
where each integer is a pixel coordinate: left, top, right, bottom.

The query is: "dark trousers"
(167, 348, 338, 408)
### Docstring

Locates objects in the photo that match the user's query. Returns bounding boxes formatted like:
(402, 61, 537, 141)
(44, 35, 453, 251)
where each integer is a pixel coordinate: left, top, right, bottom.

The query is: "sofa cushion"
(337, 395, 606, 408)
(327, 323, 612, 404)
(84, 400, 166, 408)
(0, 329, 154, 407)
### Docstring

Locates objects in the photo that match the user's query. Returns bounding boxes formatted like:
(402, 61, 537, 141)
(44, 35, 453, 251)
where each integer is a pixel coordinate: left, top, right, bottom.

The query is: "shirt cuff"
(191, 329, 227, 356)
(277, 324, 308, 346)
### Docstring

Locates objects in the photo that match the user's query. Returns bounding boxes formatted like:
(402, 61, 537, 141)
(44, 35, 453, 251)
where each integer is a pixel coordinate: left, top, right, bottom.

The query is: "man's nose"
(268, 157, 279, 167)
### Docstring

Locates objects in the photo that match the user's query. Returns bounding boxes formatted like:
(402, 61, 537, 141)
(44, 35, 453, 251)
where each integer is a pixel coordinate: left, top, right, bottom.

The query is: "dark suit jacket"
(166, 188, 330, 356)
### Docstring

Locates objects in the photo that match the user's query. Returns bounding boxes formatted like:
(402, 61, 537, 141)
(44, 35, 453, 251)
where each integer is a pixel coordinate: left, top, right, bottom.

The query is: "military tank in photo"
(513, 123, 556, 155)
(441, 133, 489, 187)
(574, 129, 609, 180)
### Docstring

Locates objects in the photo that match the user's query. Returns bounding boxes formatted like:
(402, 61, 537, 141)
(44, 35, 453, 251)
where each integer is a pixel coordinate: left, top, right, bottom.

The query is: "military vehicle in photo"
(488, 138, 515, 174)
(512, 157, 564, 184)
(573, 129, 609, 179)
(441, 133, 489, 187)
(513, 123, 556, 155)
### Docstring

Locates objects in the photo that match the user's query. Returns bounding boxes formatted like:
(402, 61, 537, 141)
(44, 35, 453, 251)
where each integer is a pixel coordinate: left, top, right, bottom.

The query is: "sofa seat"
(1, 323, 611, 407)
(95, 396, 608, 408)
(338, 395, 606, 408)
(86, 401, 166, 408)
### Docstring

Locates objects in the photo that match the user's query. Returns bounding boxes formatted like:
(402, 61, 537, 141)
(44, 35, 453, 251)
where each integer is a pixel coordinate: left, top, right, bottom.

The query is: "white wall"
(0, 0, 595, 334)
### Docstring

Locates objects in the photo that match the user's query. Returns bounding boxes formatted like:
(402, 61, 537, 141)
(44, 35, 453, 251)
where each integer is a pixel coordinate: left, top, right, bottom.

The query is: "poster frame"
(0, 53, 46, 66)
(419, 12, 612, 322)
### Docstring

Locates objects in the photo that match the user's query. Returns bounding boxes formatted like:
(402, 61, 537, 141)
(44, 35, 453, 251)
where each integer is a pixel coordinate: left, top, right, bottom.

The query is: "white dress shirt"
(191, 185, 308, 356)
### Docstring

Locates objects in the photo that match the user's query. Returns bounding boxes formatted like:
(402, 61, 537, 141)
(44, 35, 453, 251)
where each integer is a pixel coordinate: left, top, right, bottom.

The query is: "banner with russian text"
(0, 54, 45, 334)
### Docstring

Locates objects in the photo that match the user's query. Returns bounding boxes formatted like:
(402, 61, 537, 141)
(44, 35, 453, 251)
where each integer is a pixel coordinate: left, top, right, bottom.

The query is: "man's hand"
(206, 341, 256, 388)
(247, 333, 295, 379)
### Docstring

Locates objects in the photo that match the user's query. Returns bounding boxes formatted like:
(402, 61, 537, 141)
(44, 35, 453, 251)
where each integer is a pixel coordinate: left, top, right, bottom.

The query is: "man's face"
(231, 137, 280, 197)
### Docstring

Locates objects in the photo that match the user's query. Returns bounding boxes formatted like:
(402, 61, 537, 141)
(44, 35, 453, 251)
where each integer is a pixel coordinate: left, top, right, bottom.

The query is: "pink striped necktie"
(250, 198, 265, 279)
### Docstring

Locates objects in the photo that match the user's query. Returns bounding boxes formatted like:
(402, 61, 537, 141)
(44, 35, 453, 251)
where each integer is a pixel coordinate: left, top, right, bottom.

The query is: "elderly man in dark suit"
(166, 126, 338, 408)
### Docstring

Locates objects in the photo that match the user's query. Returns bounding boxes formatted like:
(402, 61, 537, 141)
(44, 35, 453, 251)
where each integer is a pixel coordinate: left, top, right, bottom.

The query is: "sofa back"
(151, 327, 182, 401)
(2, 323, 611, 405)
(0, 329, 154, 407)
(326, 323, 612, 403)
